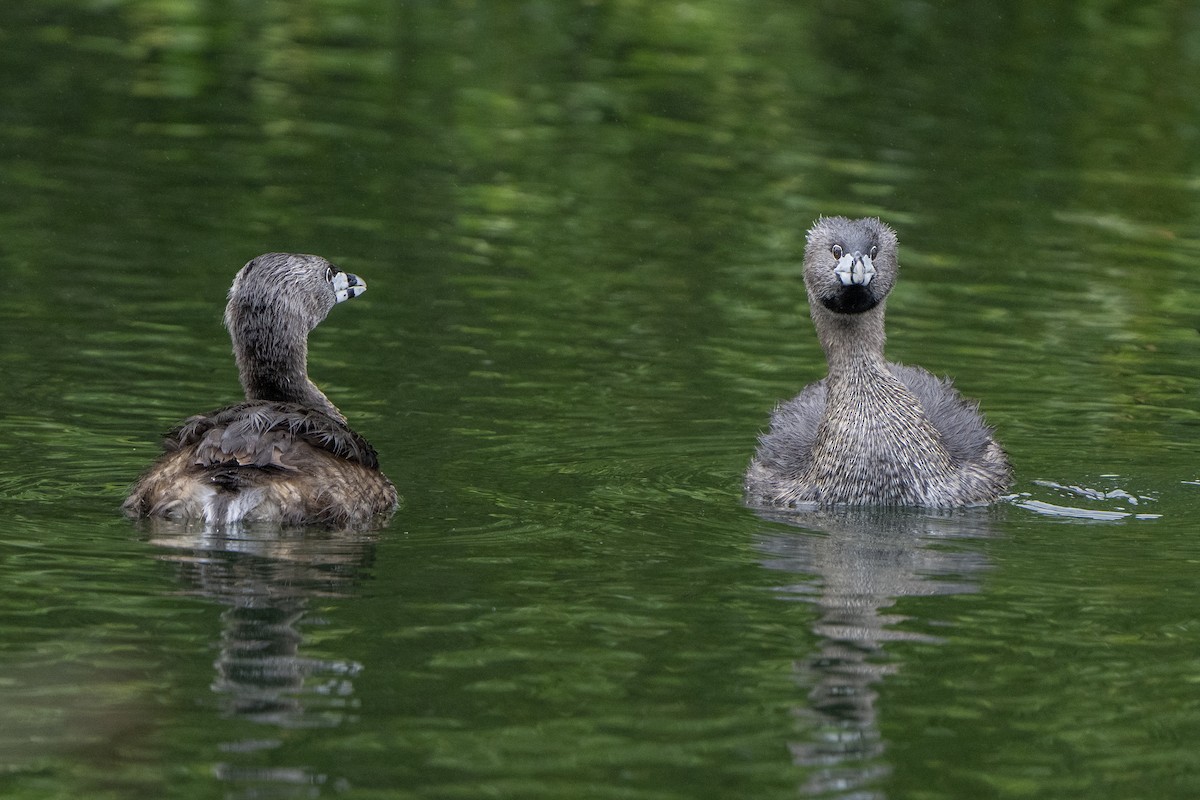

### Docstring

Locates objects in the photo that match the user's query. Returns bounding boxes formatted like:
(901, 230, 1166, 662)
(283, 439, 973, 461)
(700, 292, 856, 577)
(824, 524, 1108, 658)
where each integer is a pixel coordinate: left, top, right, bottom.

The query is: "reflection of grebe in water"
(755, 508, 996, 798)
(148, 521, 378, 791)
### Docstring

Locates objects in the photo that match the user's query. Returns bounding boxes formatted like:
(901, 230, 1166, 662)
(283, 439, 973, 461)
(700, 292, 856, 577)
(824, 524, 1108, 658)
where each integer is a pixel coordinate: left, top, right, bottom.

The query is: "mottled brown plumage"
(745, 217, 1011, 508)
(124, 253, 398, 527)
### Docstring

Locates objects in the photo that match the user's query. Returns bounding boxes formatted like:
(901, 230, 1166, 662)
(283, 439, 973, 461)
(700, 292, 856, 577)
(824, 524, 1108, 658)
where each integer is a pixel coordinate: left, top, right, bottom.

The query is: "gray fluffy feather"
(745, 217, 1011, 508)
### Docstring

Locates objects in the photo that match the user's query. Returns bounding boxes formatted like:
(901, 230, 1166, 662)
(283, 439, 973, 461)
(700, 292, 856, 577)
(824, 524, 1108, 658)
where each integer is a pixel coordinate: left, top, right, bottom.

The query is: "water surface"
(2, 2, 1200, 798)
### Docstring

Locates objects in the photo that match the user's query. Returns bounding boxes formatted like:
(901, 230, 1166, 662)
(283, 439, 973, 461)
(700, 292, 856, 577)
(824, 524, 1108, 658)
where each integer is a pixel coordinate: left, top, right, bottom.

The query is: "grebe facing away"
(124, 253, 398, 526)
(745, 217, 1011, 508)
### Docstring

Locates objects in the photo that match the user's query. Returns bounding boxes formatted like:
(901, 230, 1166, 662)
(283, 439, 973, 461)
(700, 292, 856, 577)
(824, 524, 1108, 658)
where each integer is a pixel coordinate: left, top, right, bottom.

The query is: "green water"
(3, 1, 1200, 798)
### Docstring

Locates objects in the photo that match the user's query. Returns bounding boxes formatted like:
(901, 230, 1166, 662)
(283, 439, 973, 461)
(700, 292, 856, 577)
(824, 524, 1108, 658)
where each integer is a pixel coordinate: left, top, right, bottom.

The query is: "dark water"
(3, 2, 1200, 798)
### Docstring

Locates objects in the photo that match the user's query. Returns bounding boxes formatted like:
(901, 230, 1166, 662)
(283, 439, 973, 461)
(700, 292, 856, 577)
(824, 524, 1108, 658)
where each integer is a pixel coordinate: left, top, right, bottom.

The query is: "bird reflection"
(143, 520, 378, 797)
(754, 507, 997, 799)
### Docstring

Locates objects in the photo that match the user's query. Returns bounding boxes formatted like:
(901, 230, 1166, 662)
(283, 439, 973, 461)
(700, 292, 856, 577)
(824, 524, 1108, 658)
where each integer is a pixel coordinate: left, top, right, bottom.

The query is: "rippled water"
(3, 2, 1200, 798)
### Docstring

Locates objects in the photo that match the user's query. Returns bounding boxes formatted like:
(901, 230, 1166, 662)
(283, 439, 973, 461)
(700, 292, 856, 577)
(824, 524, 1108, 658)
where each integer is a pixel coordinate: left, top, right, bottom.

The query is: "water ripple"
(1011, 480, 1162, 521)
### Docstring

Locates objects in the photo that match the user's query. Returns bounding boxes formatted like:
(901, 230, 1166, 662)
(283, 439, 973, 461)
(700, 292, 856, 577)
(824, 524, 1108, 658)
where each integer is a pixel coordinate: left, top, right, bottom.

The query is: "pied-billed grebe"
(745, 217, 1011, 508)
(124, 253, 398, 526)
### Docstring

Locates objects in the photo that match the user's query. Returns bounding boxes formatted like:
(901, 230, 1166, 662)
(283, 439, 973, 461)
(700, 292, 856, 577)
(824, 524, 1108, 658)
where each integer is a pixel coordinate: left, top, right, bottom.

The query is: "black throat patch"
(821, 285, 880, 315)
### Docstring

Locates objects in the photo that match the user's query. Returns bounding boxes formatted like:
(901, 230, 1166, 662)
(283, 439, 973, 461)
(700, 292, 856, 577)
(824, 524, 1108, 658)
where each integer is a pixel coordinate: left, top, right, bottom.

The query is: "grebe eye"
(831, 244, 843, 259)
(869, 245, 878, 259)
